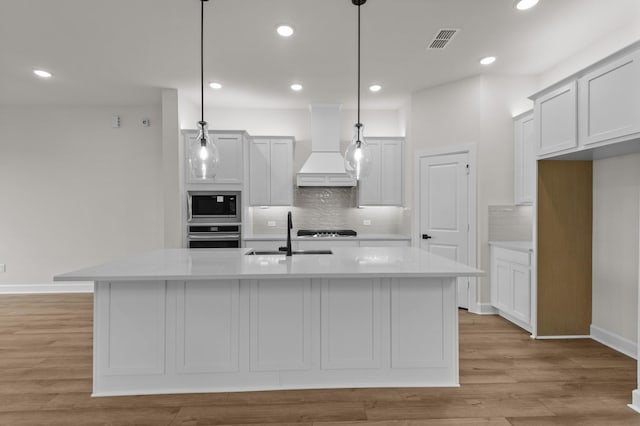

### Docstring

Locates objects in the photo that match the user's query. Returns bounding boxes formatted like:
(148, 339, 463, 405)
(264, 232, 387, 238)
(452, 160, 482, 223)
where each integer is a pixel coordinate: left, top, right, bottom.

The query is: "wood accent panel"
(0, 295, 636, 425)
(537, 160, 593, 336)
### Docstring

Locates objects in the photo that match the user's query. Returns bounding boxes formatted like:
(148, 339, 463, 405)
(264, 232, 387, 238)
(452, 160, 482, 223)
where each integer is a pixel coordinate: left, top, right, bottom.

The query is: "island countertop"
(54, 247, 483, 282)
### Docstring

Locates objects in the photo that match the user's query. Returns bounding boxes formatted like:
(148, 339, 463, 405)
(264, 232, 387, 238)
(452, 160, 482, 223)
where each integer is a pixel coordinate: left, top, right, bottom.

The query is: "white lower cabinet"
(490, 246, 532, 332)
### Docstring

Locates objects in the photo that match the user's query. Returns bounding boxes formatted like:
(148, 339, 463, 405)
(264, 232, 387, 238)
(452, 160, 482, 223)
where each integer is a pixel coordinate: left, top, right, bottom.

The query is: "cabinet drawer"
(492, 247, 530, 266)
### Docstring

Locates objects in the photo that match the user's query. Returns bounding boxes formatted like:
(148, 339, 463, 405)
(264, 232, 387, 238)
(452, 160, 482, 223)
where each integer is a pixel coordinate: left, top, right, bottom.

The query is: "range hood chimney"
(296, 104, 356, 187)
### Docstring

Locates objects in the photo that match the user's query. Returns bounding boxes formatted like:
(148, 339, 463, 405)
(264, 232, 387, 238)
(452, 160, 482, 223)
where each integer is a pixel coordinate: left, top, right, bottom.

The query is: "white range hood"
(296, 104, 356, 187)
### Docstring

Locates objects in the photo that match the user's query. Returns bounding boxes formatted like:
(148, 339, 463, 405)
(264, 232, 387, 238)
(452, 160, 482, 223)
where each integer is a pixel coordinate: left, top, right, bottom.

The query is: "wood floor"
(0, 294, 638, 426)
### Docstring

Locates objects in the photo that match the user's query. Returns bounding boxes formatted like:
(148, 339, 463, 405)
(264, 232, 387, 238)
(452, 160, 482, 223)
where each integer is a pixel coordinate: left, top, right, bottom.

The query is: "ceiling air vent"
(428, 29, 458, 49)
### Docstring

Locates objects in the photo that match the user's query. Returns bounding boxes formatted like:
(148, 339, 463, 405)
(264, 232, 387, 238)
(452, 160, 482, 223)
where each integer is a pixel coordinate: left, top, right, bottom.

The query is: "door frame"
(413, 143, 479, 314)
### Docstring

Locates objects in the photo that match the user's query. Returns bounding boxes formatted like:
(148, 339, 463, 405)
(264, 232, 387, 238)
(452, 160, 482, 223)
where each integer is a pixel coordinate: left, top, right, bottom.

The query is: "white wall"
(0, 105, 164, 286)
(592, 153, 640, 344)
(538, 19, 640, 90)
(409, 74, 538, 304)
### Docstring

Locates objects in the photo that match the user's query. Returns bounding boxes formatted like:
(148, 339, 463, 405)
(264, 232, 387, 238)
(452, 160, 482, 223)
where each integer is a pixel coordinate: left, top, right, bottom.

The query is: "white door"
(419, 153, 470, 308)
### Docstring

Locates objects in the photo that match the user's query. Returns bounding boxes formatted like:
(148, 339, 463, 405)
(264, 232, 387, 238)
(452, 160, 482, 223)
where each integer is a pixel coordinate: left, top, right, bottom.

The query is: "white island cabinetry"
(55, 247, 481, 396)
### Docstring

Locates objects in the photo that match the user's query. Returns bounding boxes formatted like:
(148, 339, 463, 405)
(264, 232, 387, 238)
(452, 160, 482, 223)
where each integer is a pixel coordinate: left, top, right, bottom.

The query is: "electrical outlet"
(0, 264, 5, 273)
(267, 221, 276, 227)
(363, 219, 372, 226)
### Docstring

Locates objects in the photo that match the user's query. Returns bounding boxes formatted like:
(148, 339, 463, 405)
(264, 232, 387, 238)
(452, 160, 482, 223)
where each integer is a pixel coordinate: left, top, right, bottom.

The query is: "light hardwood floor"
(0, 294, 638, 425)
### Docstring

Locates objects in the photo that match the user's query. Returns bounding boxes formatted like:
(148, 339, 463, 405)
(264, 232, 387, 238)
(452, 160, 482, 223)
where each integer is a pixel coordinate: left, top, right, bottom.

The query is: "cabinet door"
(534, 81, 577, 156)
(213, 135, 243, 184)
(511, 263, 531, 324)
(359, 140, 381, 205)
(249, 140, 270, 206)
(269, 139, 293, 206)
(579, 49, 640, 147)
(495, 259, 512, 312)
(380, 140, 403, 205)
(514, 112, 535, 204)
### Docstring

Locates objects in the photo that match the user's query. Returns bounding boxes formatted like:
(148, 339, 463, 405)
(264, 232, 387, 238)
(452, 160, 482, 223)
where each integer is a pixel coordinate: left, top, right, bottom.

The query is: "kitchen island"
(55, 247, 482, 396)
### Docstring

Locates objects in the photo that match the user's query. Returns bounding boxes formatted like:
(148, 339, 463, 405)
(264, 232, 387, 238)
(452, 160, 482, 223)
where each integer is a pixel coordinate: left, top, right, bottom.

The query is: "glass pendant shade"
(344, 123, 372, 180)
(190, 121, 220, 180)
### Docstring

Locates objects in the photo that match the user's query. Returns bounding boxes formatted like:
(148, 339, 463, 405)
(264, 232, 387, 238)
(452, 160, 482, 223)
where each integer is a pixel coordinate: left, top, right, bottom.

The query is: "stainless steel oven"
(187, 224, 241, 249)
(187, 191, 240, 223)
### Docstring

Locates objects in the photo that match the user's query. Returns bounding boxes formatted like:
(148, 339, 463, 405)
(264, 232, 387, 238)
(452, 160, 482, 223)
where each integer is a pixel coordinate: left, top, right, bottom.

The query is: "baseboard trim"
(535, 335, 591, 340)
(591, 324, 638, 360)
(470, 303, 498, 315)
(0, 283, 93, 294)
(629, 390, 640, 414)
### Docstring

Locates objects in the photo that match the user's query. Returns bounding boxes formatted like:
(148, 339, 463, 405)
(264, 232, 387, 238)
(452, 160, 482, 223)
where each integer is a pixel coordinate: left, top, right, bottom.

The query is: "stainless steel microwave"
(187, 191, 240, 223)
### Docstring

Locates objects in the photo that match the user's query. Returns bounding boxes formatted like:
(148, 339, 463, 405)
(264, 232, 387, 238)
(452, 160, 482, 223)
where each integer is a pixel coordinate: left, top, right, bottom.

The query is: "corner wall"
(592, 153, 640, 351)
(0, 105, 164, 286)
(409, 74, 538, 305)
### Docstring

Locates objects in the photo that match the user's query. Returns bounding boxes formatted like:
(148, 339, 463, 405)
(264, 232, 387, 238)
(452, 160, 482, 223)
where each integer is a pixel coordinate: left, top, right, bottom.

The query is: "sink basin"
(246, 250, 333, 256)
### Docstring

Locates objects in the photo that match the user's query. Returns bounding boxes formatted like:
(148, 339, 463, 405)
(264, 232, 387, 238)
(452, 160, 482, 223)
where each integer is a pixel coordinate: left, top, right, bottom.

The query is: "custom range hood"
(296, 104, 356, 187)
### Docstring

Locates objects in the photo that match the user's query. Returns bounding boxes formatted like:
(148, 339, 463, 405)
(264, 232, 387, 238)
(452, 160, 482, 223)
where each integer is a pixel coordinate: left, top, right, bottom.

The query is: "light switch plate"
(267, 221, 276, 227)
(363, 219, 372, 226)
(0, 264, 5, 273)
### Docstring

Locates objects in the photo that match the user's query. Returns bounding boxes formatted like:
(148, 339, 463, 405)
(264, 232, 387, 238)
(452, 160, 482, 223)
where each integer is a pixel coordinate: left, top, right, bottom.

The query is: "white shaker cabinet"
(514, 111, 535, 205)
(249, 137, 294, 206)
(359, 138, 403, 206)
(184, 130, 245, 186)
(533, 81, 578, 157)
(578, 49, 640, 147)
(490, 245, 532, 333)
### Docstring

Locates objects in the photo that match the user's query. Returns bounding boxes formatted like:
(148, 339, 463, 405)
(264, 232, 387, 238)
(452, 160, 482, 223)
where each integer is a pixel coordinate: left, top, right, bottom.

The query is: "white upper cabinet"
(578, 49, 640, 147)
(184, 130, 245, 185)
(530, 42, 640, 160)
(514, 111, 535, 205)
(249, 137, 294, 206)
(359, 138, 404, 206)
(533, 81, 578, 156)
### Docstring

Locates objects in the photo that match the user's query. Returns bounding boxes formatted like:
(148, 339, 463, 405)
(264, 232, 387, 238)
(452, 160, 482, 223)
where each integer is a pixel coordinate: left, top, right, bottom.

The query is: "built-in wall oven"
(187, 224, 241, 249)
(186, 191, 242, 248)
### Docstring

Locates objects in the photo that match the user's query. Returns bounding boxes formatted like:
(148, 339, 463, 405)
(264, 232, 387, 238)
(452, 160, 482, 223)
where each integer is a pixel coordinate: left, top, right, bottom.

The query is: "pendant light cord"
(200, 0, 205, 123)
(357, 2, 361, 126)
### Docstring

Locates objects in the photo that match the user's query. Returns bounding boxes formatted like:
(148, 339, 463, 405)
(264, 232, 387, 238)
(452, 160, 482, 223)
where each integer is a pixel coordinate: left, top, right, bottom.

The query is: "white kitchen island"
(54, 247, 482, 396)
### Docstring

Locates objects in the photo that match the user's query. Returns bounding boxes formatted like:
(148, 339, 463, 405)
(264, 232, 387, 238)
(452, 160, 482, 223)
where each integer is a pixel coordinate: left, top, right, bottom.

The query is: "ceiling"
(1, 0, 639, 110)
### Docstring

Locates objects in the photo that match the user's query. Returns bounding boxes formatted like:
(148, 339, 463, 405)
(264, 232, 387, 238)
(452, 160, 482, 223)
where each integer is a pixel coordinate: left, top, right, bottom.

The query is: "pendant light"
(344, 0, 372, 181)
(190, 0, 220, 180)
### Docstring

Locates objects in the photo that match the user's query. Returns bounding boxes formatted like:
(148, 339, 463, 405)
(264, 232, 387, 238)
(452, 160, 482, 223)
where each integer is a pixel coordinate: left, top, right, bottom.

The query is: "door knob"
(422, 234, 432, 240)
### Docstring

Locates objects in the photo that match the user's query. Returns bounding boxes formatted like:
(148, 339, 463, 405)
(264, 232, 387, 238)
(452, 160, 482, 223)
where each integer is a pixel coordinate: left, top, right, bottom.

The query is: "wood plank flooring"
(0, 294, 638, 425)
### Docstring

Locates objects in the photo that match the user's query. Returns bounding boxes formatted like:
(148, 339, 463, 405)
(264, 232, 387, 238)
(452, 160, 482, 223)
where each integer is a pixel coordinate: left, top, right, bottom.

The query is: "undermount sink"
(246, 250, 333, 256)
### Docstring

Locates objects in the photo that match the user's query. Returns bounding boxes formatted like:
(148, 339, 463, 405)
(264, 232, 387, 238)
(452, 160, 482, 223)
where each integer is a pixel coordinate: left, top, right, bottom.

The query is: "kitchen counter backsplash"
(488, 205, 533, 241)
(251, 187, 407, 235)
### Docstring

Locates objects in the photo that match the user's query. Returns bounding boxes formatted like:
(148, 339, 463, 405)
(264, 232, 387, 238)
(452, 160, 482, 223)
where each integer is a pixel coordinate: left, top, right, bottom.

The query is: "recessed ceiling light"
(515, 0, 539, 10)
(277, 25, 294, 37)
(290, 83, 303, 91)
(369, 84, 382, 92)
(480, 56, 496, 65)
(209, 82, 222, 89)
(33, 69, 52, 78)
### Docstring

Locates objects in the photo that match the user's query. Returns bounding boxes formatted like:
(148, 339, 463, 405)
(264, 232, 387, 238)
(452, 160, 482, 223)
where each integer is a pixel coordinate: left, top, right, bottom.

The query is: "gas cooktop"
(297, 229, 357, 238)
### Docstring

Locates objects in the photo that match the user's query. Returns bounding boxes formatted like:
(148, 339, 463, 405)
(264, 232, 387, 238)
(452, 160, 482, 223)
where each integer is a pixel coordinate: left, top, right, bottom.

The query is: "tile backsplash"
(250, 187, 407, 235)
(488, 205, 533, 241)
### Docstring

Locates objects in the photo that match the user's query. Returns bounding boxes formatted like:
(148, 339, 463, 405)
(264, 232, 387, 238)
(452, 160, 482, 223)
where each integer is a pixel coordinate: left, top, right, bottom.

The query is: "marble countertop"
(54, 247, 483, 282)
(243, 234, 411, 241)
(488, 240, 534, 252)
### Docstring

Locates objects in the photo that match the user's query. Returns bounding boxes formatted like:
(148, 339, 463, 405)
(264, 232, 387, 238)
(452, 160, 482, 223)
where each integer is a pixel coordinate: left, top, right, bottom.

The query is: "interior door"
(419, 153, 470, 308)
